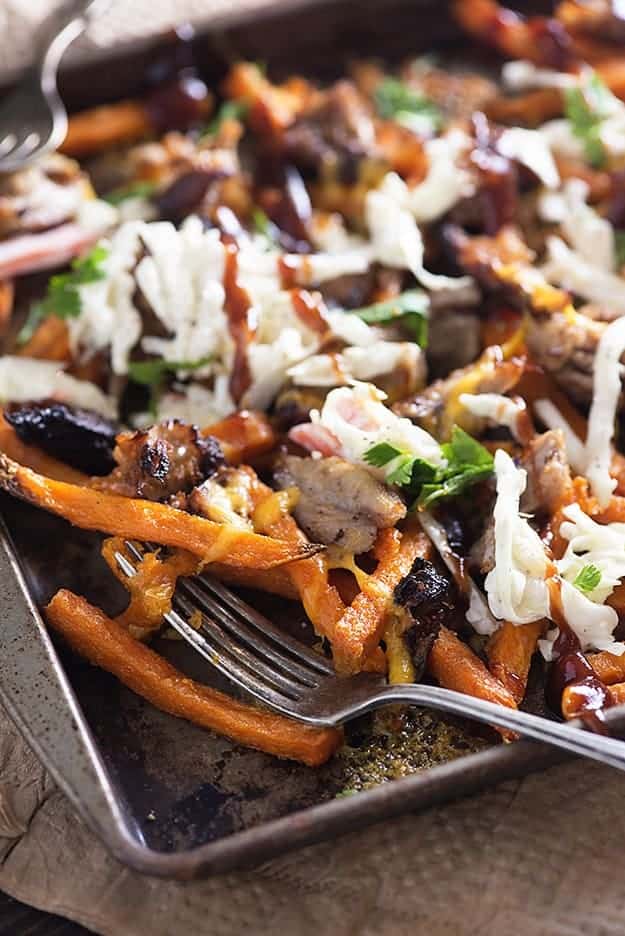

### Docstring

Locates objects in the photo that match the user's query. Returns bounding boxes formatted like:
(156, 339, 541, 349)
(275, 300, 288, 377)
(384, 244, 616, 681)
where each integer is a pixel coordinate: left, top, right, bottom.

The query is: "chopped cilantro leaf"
(104, 181, 158, 205)
(127, 356, 213, 387)
(17, 245, 109, 345)
(202, 100, 248, 138)
(564, 71, 618, 169)
(351, 290, 429, 347)
(573, 563, 602, 594)
(363, 426, 493, 508)
(374, 78, 442, 135)
(363, 441, 403, 468)
(128, 355, 213, 419)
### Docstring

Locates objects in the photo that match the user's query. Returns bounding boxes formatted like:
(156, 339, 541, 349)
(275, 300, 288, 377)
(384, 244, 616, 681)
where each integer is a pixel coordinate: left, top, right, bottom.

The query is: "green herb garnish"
(17, 245, 109, 345)
(104, 181, 159, 205)
(573, 563, 602, 594)
(128, 356, 213, 417)
(351, 290, 429, 347)
(374, 78, 442, 135)
(364, 426, 493, 509)
(564, 71, 618, 168)
(202, 100, 248, 138)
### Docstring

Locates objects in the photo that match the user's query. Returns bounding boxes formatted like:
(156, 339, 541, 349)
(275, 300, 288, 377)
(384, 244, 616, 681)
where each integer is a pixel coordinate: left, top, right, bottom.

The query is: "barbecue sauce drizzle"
(545, 573, 611, 733)
(222, 239, 257, 404)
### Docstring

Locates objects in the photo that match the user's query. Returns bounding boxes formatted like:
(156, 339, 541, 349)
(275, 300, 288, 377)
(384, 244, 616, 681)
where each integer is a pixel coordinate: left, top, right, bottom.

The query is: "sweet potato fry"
(487, 88, 563, 126)
(0, 279, 14, 337)
(330, 520, 430, 674)
(587, 649, 625, 685)
(204, 411, 277, 464)
(61, 101, 153, 158)
(202, 563, 300, 600)
(605, 682, 625, 707)
(0, 453, 320, 568)
(101, 538, 200, 639)
(486, 620, 544, 705)
(46, 589, 341, 766)
(16, 316, 71, 362)
(0, 413, 87, 484)
(429, 625, 518, 713)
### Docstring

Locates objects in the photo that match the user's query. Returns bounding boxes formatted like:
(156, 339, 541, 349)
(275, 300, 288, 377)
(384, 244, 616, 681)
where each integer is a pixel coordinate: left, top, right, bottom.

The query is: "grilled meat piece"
(394, 557, 456, 677)
(526, 310, 605, 407)
(94, 421, 224, 501)
(0, 154, 86, 240)
(394, 348, 525, 439)
(283, 81, 377, 180)
(446, 224, 534, 292)
(426, 308, 481, 378)
(521, 428, 574, 516)
(274, 453, 406, 554)
(5, 402, 118, 475)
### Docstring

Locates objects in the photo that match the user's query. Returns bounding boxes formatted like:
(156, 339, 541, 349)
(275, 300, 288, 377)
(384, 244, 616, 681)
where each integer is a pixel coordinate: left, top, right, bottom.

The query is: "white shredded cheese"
(366, 174, 473, 292)
(459, 392, 525, 442)
(288, 341, 424, 388)
(558, 502, 625, 604)
(0, 356, 116, 418)
(560, 180, 614, 272)
(585, 315, 625, 507)
(559, 579, 624, 654)
(403, 130, 475, 222)
(542, 236, 625, 314)
(143, 377, 234, 429)
(484, 450, 550, 624)
(312, 382, 445, 469)
(502, 60, 579, 92)
(497, 127, 560, 189)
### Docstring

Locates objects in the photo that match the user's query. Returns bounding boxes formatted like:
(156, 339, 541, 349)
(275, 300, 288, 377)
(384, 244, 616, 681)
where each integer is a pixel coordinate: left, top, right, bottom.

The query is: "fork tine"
(172, 590, 306, 696)
(178, 577, 323, 687)
(139, 539, 335, 676)
(0, 135, 17, 158)
(194, 574, 335, 676)
(115, 547, 299, 712)
(8, 132, 41, 162)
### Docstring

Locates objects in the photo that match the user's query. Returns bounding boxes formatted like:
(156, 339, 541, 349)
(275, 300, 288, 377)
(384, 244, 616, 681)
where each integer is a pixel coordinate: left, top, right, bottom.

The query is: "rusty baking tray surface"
(1, 0, 622, 880)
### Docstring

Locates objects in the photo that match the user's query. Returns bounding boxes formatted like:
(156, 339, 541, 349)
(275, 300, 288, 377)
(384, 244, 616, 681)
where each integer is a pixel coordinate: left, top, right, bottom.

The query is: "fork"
(116, 542, 625, 771)
(0, 0, 110, 173)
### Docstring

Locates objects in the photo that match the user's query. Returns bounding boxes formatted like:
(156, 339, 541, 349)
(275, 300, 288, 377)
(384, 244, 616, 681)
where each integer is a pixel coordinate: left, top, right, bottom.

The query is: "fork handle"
(359, 684, 625, 771)
(35, 0, 110, 78)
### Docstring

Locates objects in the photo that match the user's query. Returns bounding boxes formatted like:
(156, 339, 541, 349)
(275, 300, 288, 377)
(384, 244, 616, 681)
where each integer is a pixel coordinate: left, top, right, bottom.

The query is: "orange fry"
(0, 453, 320, 569)
(429, 625, 517, 713)
(0, 413, 87, 484)
(486, 620, 544, 705)
(331, 520, 430, 674)
(46, 589, 340, 766)
(588, 649, 625, 686)
(204, 410, 277, 464)
(61, 101, 154, 157)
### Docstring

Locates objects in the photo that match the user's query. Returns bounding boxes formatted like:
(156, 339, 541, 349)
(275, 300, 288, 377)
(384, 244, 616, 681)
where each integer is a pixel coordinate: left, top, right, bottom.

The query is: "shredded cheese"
(585, 315, 625, 507)
(0, 356, 116, 418)
(532, 398, 586, 473)
(542, 236, 625, 314)
(484, 450, 550, 624)
(459, 392, 525, 442)
(497, 127, 560, 189)
(311, 382, 445, 469)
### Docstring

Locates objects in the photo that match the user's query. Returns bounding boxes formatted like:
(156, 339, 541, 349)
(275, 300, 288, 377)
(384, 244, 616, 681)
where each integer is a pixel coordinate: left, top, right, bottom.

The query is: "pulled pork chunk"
(394, 557, 456, 677)
(446, 224, 534, 292)
(0, 154, 87, 240)
(93, 421, 225, 501)
(521, 428, 574, 516)
(274, 453, 406, 554)
(526, 309, 604, 407)
(188, 467, 256, 529)
(394, 347, 526, 439)
(5, 402, 118, 475)
(283, 81, 378, 180)
(426, 308, 482, 378)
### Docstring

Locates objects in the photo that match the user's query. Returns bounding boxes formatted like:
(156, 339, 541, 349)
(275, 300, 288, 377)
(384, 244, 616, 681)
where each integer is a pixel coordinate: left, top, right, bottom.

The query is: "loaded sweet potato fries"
(4, 0, 625, 766)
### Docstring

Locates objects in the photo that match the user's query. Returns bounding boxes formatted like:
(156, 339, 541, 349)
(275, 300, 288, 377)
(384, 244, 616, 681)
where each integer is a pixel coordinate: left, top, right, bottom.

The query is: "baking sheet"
(2, 0, 619, 879)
